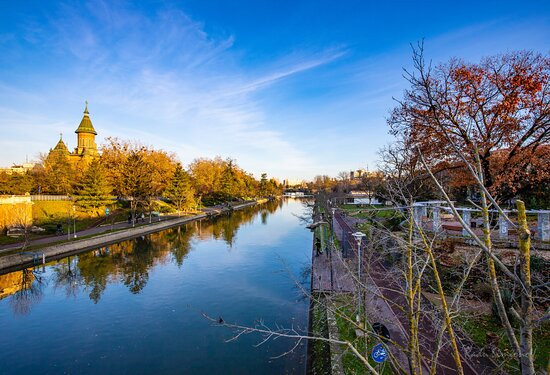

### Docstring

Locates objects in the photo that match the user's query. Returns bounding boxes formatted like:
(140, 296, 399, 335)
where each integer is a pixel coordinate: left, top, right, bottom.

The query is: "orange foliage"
(390, 50, 550, 201)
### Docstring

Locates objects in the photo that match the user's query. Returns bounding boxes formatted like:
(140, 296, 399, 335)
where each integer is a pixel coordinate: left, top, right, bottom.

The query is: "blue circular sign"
(105, 208, 110, 215)
(371, 343, 388, 363)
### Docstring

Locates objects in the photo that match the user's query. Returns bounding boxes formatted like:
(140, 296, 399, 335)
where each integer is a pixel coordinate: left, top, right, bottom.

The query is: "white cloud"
(0, 2, 341, 179)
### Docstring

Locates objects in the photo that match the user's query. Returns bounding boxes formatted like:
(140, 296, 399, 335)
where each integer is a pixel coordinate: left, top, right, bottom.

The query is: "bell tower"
(74, 100, 98, 156)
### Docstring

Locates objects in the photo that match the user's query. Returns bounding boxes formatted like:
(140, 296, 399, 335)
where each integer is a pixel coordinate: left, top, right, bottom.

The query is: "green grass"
(339, 204, 402, 221)
(339, 204, 384, 210)
(0, 233, 43, 246)
(32, 200, 74, 222)
(331, 295, 393, 374)
(458, 313, 549, 374)
(310, 294, 331, 374)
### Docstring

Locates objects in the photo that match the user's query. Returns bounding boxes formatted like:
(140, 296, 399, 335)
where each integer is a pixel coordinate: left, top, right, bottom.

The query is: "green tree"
(165, 163, 195, 215)
(219, 159, 238, 200)
(259, 173, 268, 197)
(75, 160, 112, 214)
(42, 152, 75, 194)
(0, 171, 34, 194)
(119, 149, 154, 225)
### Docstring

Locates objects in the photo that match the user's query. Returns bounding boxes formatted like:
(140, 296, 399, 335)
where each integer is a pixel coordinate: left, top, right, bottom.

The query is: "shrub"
(491, 288, 514, 323)
(473, 282, 493, 301)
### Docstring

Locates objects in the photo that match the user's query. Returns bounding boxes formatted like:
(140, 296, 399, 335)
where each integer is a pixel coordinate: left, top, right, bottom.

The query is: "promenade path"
(319, 211, 495, 374)
(0, 218, 157, 253)
(0, 203, 246, 254)
(0, 201, 260, 273)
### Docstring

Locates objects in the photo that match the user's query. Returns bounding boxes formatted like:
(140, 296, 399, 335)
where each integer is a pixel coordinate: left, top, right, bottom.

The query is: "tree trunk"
(479, 153, 493, 196)
(406, 208, 419, 375)
(480, 190, 521, 356)
(516, 200, 535, 375)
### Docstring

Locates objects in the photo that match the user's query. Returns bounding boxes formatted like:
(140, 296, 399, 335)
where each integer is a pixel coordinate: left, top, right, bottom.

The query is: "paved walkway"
(0, 201, 257, 254)
(0, 200, 261, 273)
(0, 214, 185, 254)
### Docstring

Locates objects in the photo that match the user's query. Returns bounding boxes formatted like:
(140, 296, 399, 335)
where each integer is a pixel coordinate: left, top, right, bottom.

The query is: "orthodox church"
(49, 101, 99, 165)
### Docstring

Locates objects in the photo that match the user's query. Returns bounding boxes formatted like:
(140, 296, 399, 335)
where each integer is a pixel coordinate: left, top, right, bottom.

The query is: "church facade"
(49, 102, 99, 165)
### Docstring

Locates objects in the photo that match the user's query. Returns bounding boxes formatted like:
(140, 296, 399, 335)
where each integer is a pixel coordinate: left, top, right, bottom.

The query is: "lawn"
(331, 295, 394, 374)
(309, 294, 331, 374)
(458, 313, 549, 374)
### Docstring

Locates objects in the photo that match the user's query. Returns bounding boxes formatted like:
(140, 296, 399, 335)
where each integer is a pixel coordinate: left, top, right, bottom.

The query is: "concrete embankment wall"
(0, 200, 259, 275)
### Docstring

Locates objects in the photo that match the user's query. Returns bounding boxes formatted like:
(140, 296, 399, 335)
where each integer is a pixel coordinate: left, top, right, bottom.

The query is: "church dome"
(75, 101, 97, 135)
(53, 135, 69, 154)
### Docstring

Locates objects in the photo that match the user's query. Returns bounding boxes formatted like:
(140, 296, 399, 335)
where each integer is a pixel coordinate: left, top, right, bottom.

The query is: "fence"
(333, 211, 362, 258)
(30, 195, 72, 201)
(413, 201, 550, 242)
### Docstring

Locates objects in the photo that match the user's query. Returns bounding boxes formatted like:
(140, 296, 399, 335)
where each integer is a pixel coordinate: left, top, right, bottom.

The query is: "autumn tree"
(389, 44, 544, 374)
(263, 177, 281, 197)
(0, 171, 34, 195)
(119, 148, 154, 225)
(189, 157, 263, 203)
(259, 173, 268, 197)
(240, 172, 259, 198)
(101, 137, 177, 220)
(389, 46, 550, 203)
(311, 175, 335, 192)
(189, 157, 225, 202)
(100, 137, 132, 198)
(40, 152, 75, 195)
(219, 159, 238, 200)
(75, 159, 112, 214)
(164, 163, 195, 215)
(141, 147, 176, 219)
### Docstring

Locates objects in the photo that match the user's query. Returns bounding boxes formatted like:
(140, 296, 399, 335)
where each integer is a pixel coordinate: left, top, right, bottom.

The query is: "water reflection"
(1, 199, 283, 313)
(51, 257, 83, 298)
(1, 268, 45, 316)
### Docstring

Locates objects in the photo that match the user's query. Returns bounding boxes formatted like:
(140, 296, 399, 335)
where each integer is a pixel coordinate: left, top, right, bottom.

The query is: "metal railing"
(30, 195, 72, 201)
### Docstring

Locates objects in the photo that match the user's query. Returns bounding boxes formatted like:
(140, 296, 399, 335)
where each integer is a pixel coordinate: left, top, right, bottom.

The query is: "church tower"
(74, 101, 98, 156)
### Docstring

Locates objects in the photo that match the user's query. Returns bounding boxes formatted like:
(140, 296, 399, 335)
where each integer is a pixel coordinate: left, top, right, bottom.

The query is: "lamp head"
(352, 231, 366, 241)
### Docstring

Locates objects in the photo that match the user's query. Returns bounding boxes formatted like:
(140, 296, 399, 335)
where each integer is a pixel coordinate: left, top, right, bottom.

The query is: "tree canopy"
(389, 47, 550, 202)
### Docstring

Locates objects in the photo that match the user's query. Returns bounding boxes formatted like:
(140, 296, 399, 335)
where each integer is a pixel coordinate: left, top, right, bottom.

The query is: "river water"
(0, 199, 312, 374)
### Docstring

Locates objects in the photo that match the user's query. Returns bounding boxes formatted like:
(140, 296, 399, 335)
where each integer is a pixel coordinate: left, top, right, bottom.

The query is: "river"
(0, 198, 312, 374)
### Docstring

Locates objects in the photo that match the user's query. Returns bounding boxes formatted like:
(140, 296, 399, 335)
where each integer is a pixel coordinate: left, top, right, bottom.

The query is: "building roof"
(53, 134, 69, 154)
(75, 101, 97, 135)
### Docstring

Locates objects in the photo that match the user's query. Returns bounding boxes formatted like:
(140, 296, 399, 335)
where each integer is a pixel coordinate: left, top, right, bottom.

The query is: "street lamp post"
(352, 231, 366, 323)
(330, 208, 336, 251)
(72, 205, 77, 238)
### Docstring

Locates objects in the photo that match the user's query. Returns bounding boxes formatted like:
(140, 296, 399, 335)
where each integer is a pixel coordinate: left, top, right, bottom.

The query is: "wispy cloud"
(0, 1, 342, 178)
(2, 2, 547, 179)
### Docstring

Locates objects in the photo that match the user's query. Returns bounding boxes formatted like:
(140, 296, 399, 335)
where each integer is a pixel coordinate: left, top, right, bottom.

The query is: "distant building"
(283, 179, 305, 187)
(48, 101, 99, 165)
(349, 169, 367, 180)
(0, 162, 36, 175)
(346, 190, 380, 205)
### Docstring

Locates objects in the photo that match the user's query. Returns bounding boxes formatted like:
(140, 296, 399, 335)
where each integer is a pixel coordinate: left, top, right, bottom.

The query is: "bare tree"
(12, 200, 34, 249)
(392, 43, 540, 374)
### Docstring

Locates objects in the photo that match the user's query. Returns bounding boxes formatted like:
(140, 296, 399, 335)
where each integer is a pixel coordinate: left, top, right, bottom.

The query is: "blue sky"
(0, 1, 548, 180)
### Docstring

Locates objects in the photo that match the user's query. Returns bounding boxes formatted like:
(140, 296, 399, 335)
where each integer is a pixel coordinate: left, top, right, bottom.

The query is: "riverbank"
(0, 200, 263, 274)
